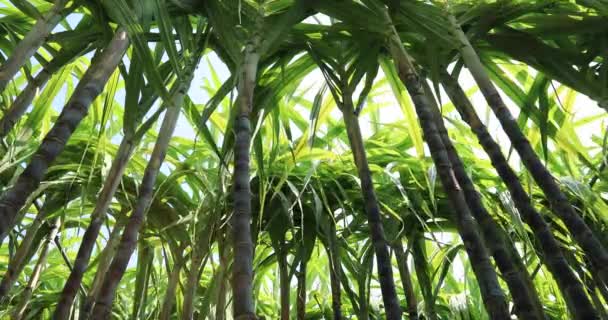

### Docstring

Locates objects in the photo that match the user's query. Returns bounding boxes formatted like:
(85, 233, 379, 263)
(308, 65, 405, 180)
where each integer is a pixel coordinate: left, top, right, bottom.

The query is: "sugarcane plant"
(307, 35, 402, 319)
(0, 0, 606, 319)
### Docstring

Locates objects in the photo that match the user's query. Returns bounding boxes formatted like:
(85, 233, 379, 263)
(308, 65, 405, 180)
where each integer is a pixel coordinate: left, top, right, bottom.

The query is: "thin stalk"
(426, 82, 546, 319)
(383, 9, 509, 319)
(393, 241, 418, 320)
(440, 69, 598, 319)
(589, 149, 606, 188)
(340, 95, 402, 319)
(411, 234, 436, 320)
(0, 209, 48, 300)
(182, 224, 213, 320)
(53, 235, 87, 297)
(53, 135, 136, 319)
(339, 263, 362, 318)
(91, 54, 198, 319)
(278, 248, 290, 320)
(181, 251, 204, 320)
(0, 29, 129, 243)
(448, 13, 608, 288)
(12, 218, 61, 320)
(215, 234, 230, 320)
(0, 0, 70, 92)
(159, 254, 186, 320)
(232, 35, 260, 320)
(585, 258, 608, 315)
(79, 217, 126, 320)
(356, 252, 372, 320)
(296, 258, 307, 320)
(327, 222, 342, 320)
(131, 241, 154, 320)
(585, 273, 608, 319)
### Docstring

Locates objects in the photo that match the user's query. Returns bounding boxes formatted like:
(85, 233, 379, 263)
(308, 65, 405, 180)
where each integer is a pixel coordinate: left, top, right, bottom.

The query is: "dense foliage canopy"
(0, 0, 607, 319)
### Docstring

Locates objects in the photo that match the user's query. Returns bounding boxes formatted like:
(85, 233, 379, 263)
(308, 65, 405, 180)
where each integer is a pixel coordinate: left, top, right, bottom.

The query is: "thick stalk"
(384, 10, 509, 319)
(232, 38, 260, 320)
(0, 29, 129, 243)
(296, 258, 307, 320)
(0, 0, 69, 92)
(426, 83, 546, 319)
(53, 136, 136, 319)
(12, 218, 61, 320)
(448, 14, 608, 286)
(159, 255, 186, 320)
(441, 70, 598, 319)
(341, 97, 402, 319)
(0, 209, 48, 300)
(393, 241, 418, 320)
(91, 57, 197, 319)
(0, 43, 89, 138)
(79, 218, 126, 320)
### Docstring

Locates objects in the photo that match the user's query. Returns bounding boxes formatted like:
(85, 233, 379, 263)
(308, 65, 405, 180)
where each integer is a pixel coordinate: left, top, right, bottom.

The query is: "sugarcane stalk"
(382, 8, 510, 319)
(440, 69, 599, 319)
(231, 33, 261, 320)
(0, 29, 129, 243)
(90, 51, 199, 319)
(448, 12, 608, 289)
(12, 218, 61, 320)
